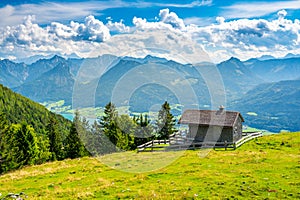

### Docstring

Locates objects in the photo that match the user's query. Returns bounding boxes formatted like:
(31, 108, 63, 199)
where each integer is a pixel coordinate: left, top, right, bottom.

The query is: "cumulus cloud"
(0, 1, 213, 27)
(90, 29, 210, 64)
(277, 9, 287, 20)
(216, 17, 225, 24)
(0, 15, 113, 59)
(186, 9, 300, 61)
(159, 8, 186, 30)
(1, 8, 300, 63)
(80, 15, 111, 42)
(106, 20, 130, 33)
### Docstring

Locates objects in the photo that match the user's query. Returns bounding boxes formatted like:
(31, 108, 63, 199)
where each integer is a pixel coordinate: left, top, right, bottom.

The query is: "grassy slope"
(0, 132, 299, 199)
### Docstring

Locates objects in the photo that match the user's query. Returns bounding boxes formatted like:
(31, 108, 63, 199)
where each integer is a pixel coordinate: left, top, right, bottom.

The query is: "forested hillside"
(0, 84, 73, 174)
(0, 84, 70, 133)
(0, 84, 179, 174)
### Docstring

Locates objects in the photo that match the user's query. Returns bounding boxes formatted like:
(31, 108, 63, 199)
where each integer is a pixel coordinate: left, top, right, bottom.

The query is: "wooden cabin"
(178, 107, 244, 144)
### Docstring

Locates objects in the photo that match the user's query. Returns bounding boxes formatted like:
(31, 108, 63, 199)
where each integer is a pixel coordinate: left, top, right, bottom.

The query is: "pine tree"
(88, 120, 104, 155)
(116, 114, 135, 150)
(155, 101, 177, 140)
(100, 102, 119, 146)
(46, 116, 64, 160)
(0, 112, 8, 149)
(35, 134, 51, 165)
(1, 123, 40, 173)
(14, 123, 40, 166)
(65, 110, 86, 159)
(0, 113, 9, 173)
(134, 114, 154, 146)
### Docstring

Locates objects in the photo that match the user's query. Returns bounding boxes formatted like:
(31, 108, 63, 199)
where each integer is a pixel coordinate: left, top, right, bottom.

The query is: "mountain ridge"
(1, 54, 300, 132)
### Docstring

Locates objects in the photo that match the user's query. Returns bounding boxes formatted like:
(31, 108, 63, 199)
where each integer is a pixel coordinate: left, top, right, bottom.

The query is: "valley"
(2, 54, 297, 132)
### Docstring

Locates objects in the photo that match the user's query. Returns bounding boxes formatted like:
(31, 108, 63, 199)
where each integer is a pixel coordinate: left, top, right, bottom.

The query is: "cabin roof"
(178, 109, 244, 127)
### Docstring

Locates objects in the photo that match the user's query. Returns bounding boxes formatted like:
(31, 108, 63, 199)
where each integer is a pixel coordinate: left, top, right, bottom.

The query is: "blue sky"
(1, 0, 300, 63)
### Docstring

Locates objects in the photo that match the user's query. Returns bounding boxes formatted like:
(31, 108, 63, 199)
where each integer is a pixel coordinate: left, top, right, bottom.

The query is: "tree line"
(0, 101, 177, 174)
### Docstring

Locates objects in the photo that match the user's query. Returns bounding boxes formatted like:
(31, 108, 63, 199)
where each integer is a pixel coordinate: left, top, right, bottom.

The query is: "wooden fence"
(137, 131, 263, 152)
(234, 131, 263, 148)
(137, 139, 169, 153)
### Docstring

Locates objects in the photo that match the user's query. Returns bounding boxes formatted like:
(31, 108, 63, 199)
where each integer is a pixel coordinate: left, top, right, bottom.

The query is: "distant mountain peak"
(229, 56, 240, 60)
(143, 55, 168, 63)
(283, 53, 300, 59)
(50, 55, 65, 61)
(257, 55, 275, 61)
(228, 57, 241, 62)
(66, 53, 81, 59)
(144, 55, 155, 59)
(219, 57, 242, 65)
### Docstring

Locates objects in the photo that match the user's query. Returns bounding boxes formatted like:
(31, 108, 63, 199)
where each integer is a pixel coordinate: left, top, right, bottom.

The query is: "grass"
(0, 132, 299, 199)
(242, 127, 261, 133)
(243, 126, 275, 135)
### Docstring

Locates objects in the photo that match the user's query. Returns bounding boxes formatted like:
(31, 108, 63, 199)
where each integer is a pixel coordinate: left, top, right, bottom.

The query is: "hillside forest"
(0, 84, 177, 174)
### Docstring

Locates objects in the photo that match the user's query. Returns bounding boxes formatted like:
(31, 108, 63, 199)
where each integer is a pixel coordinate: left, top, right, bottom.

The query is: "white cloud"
(81, 16, 111, 42)
(184, 9, 300, 62)
(0, 15, 112, 59)
(184, 17, 216, 26)
(159, 8, 186, 30)
(221, 0, 300, 19)
(1, 8, 300, 63)
(0, 0, 212, 27)
(277, 9, 288, 19)
(106, 20, 131, 33)
(216, 17, 225, 24)
(87, 29, 210, 64)
(153, 0, 213, 8)
(132, 16, 176, 31)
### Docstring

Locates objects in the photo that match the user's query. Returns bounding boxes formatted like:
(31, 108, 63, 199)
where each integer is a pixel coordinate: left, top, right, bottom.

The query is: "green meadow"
(0, 132, 299, 199)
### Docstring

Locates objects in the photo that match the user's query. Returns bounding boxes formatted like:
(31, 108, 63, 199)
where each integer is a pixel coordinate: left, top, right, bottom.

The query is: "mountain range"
(0, 55, 299, 132)
(230, 79, 300, 132)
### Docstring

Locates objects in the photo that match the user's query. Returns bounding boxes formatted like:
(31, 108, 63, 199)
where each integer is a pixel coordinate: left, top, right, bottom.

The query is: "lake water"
(61, 113, 97, 124)
(61, 113, 74, 121)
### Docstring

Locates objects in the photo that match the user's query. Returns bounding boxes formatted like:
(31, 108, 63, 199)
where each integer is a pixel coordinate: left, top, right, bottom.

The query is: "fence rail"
(235, 132, 262, 148)
(137, 139, 169, 152)
(137, 131, 263, 152)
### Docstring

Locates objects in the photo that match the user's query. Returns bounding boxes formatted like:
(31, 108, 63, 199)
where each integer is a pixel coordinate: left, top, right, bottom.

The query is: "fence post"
(151, 140, 154, 152)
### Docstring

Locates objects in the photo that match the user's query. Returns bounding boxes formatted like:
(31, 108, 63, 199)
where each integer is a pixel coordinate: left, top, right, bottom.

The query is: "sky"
(0, 0, 300, 63)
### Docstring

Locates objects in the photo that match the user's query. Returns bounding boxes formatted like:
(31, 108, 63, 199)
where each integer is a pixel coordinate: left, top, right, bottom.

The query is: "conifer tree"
(155, 101, 177, 139)
(0, 113, 9, 173)
(15, 123, 40, 166)
(134, 114, 154, 146)
(0, 112, 8, 149)
(100, 102, 119, 146)
(116, 114, 135, 150)
(46, 116, 64, 160)
(1, 123, 40, 172)
(65, 110, 86, 159)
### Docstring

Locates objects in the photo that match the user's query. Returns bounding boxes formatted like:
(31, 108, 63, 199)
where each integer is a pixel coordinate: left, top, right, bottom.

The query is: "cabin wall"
(188, 124, 234, 142)
(233, 117, 243, 142)
(219, 127, 233, 142)
(188, 124, 207, 141)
